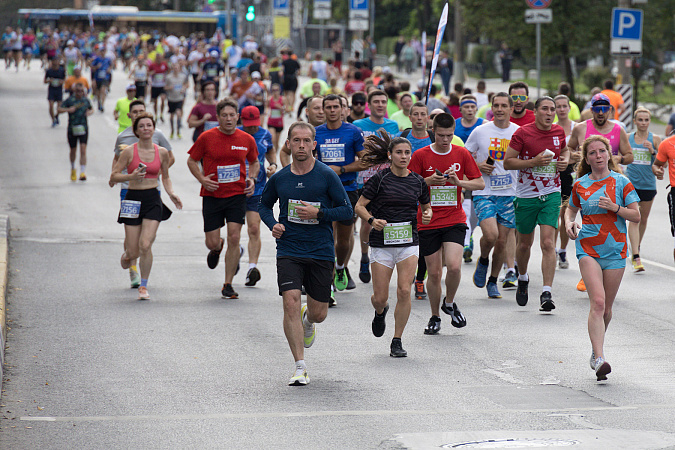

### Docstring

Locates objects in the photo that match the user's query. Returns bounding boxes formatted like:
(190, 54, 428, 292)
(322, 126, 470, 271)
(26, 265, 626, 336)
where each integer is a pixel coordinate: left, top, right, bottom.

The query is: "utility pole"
(174, 0, 180, 10)
(454, 0, 464, 84)
(616, 0, 631, 85)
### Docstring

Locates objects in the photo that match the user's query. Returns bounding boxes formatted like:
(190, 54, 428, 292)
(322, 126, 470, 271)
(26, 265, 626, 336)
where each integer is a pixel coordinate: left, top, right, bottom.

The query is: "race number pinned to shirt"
(119, 200, 141, 219)
(97, 69, 107, 79)
(50, 79, 62, 87)
(288, 199, 321, 224)
(632, 147, 652, 165)
(430, 185, 458, 206)
(270, 109, 282, 119)
(383, 222, 413, 245)
(71, 125, 86, 136)
(154, 73, 165, 84)
(532, 160, 557, 178)
(490, 174, 513, 190)
(320, 143, 346, 163)
(217, 164, 240, 183)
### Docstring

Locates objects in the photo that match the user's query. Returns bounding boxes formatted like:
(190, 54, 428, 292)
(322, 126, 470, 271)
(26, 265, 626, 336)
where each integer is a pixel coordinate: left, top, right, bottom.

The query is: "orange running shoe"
(576, 278, 586, 292)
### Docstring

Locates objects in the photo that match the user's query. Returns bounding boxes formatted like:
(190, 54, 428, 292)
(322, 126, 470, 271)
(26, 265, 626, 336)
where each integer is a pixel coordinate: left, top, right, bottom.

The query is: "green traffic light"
(246, 5, 255, 21)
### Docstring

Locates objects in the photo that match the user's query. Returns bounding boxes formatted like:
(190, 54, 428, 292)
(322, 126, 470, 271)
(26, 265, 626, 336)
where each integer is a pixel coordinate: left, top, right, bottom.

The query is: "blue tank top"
(626, 132, 656, 190)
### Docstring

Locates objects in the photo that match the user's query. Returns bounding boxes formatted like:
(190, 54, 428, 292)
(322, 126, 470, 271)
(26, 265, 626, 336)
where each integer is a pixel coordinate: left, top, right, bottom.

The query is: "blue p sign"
(350, 0, 368, 10)
(611, 8, 643, 41)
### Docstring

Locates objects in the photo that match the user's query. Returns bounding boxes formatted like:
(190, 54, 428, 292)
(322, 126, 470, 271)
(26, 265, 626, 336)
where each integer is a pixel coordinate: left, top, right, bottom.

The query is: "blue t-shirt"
(92, 56, 112, 81)
(405, 133, 432, 152)
(454, 117, 484, 143)
(315, 122, 365, 191)
(259, 161, 354, 261)
(570, 171, 639, 261)
(625, 132, 656, 190)
(353, 117, 400, 138)
(238, 126, 273, 196)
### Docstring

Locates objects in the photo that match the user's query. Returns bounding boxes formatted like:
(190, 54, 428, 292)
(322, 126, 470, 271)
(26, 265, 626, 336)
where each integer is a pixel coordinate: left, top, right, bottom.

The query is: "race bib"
(490, 174, 513, 191)
(270, 109, 282, 119)
(119, 200, 141, 219)
(383, 222, 413, 245)
(174, 84, 183, 92)
(632, 147, 652, 165)
(320, 144, 345, 163)
(204, 121, 219, 131)
(532, 160, 557, 178)
(430, 185, 458, 206)
(97, 69, 107, 79)
(135, 70, 146, 80)
(206, 68, 217, 77)
(50, 79, 61, 87)
(154, 73, 165, 83)
(288, 199, 321, 225)
(71, 124, 86, 136)
(217, 164, 240, 183)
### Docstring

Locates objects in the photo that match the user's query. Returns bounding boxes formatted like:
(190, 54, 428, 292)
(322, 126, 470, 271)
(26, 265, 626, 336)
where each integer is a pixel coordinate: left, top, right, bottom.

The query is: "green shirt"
(115, 97, 135, 133)
(300, 78, 329, 98)
(62, 95, 93, 132)
(390, 110, 412, 131)
(387, 99, 400, 118)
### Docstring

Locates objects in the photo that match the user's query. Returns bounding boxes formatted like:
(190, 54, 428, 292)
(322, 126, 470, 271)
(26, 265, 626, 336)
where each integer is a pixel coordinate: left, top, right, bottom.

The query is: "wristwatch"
(316, 209, 325, 220)
(340, 166, 346, 175)
(368, 217, 374, 225)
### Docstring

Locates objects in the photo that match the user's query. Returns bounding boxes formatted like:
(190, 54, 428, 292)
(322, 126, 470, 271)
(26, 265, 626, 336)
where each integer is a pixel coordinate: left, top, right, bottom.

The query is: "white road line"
(641, 258, 675, 272)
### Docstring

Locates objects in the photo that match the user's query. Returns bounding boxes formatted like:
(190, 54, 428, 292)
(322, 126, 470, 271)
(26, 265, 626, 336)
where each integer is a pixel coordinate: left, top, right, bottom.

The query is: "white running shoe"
(289, 367, 309, 386)
(301, 304, 316, 348)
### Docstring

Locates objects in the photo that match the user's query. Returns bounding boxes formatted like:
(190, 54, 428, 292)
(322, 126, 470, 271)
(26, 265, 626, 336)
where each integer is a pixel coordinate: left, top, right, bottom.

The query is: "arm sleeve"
(622, 179, 640, 206)
(114, 135, 123, 156)
(246, 135, 259, 163)
(464, 130, 479, 156)
(360, 172, 380, 200)
(323, 171, 353, 222)
(408, 151, 422, 176)
(259, 176, 279, 231)
(354, 128, 364, 153)
(418, 175, 431, 204)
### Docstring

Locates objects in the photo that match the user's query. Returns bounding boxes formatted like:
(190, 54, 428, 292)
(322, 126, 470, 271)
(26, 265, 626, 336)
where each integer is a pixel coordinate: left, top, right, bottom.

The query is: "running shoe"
(372, 305, 388, 337)
(594, 357, 611, 381)
(289, 368, 309, 386)
(502, 271, 517, 290)
(138, 286, 150, 300)
(539, 291, 555, 312)
(558, 251, 569, 269)
(487, 282, 501, 299)
(632, 257, 645, 272)
(70, 169, 77, 181)
(473, 259, 489, 288)
(129, 267, 141, 289)
(55, 116, 59, 124)
(590, 350, 596, 370)
(79, 173, 87, 181)
(390, 338, 407, 357)
(334, 267, 347, 291)
(359, 257, 371, 283)
(301, 304, 316, 348)
(177, 133, 182, 139)
(414, 280, 427, 300)
(463, 246, 473, 263)
(441, 299, 466, 328)
(51, 119, 57, 128)
(516, 279, 529, 306)
(245, 267, 261, 286)
(207, 238, 224, 269)
(221, 283, 238, 299)
(423, 315, 441, 335)
(345, 268, 356, 290)
(120, 252, 131, 270)
(576, 278, 586, 292)
(170, 133, 174, 139)
(159, 115, 165, 123)
(235, 245, 244, 275)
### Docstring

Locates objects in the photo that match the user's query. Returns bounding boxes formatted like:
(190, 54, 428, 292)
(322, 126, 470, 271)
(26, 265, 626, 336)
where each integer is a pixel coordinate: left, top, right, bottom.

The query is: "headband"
(460, 100, 477, 106)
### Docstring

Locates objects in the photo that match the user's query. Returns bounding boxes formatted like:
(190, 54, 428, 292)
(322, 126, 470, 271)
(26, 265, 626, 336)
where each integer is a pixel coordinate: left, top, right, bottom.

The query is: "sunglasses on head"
(592, 105, 610, 113)
(510, 95, 528, 102)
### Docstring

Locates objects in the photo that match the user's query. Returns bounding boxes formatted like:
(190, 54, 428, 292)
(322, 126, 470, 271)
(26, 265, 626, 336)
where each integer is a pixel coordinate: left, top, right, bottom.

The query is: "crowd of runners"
(13, 25, 675, 386)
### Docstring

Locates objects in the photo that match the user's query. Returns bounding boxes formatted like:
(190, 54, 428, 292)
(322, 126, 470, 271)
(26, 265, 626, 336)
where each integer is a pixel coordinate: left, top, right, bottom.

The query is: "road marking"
(641, 258, 675, 272)
(482, 368, 524, 384)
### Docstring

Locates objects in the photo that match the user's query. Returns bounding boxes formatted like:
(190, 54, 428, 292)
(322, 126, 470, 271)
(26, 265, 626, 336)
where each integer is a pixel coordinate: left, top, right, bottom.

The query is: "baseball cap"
(351, 92, 367, 105)
(251, 71, 261, 79)
(126, 83, 137, 91)
(240, 105, 261, 126)
(67, 39, 74, 45)
(209, 50, 219, 57)
(591, 93, 610, 106)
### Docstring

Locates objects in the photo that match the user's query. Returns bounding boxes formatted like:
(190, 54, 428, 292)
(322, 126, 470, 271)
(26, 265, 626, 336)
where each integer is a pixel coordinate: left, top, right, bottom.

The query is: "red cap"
(240, 106, 261, 126)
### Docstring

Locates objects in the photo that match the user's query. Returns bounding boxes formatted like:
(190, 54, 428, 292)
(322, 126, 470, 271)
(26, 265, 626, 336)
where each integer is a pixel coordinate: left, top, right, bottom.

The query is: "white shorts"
(370, 246, 419, 269)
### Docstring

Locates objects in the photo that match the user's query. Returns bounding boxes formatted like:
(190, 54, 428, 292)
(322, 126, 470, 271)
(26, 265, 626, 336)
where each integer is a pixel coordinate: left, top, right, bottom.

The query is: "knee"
(372, 293, 388, 308)
(282, 294, 301, 315)
(396, 285, 410, 301)
(205, 236, 221, 250)
(590, 296, 605, 314)
(445, 264, 461, 280)
(227, 230, 241, 247)
(482, 231, 498, 246)
(248, 223, 260, 239)
(540, 237, 555, 252)
(495, 236, 507, 252)
(427, 267, 443, 284)
(308, 307, 327, 323)
(139, 239, 152, 255)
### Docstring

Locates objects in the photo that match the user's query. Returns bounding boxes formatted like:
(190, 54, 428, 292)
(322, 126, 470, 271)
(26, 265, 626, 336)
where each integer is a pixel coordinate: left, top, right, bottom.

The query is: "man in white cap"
(63, 39, 81, 76)
(200, 50, 225, 93)
(114, 83, 138, 133)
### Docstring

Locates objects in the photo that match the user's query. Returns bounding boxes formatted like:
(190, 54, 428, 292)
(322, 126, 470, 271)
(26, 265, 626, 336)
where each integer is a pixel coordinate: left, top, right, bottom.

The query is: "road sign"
(525, 8, 552, 24)
(273, 0, 289, 15)
(349, 0, 369, 19)
(350, 0, 368, 10)
(349, 18, 369, 30)
(526, 0, 551, 9)
(314, 0, 331, 19)
(610, 8, 643, 55)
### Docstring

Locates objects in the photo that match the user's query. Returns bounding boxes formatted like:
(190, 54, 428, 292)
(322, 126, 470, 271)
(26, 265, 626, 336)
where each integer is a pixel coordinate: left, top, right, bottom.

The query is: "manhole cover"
(442, 438, 580, 448)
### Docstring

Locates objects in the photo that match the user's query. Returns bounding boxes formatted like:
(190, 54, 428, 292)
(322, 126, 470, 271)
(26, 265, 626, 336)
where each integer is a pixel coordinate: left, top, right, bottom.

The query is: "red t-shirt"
(409, 144, 482, 230)
(149, 62, 168, 86)
(189, 102, 218, 140)
(508, 122, 566, 198)
(510, 109, 535, 126)
(188, 128, 258, 198)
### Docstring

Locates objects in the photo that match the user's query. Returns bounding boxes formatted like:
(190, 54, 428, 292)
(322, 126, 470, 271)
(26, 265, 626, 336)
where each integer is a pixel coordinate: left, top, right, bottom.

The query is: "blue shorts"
(577, 254, 626, 270)
(473, 195, 516, 229)
(246, 194, 261, 212)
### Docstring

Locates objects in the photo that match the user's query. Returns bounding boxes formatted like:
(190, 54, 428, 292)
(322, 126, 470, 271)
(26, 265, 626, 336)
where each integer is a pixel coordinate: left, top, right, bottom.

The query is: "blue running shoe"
(359, 258, 371, 283)
(473, 259, 489, 288)
(486, 282, 501, 298)
(502, 271, 517, 290)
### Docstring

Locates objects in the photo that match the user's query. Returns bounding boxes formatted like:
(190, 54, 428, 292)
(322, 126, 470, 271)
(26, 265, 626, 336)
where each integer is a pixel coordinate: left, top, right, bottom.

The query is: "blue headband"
(460, 99, 477, 106)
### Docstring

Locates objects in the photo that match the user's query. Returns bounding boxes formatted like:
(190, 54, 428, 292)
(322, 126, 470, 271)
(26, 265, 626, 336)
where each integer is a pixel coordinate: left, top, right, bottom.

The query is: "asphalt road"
(1, 63, 674, 449)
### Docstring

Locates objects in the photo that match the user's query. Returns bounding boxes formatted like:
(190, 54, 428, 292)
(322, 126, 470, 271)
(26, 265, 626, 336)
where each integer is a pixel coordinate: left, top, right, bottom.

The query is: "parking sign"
(610, 8, 643, 55)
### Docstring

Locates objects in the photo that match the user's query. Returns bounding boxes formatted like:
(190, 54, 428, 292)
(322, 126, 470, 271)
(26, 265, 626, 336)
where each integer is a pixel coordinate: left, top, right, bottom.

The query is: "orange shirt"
(656, 135, 675, 186)
(601, 89, 624, 120)
(64, 76, 90, 93)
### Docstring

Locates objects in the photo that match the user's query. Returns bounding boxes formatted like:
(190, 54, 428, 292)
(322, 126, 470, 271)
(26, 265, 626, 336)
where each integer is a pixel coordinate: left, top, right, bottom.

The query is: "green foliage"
(580, 66, 612, 91)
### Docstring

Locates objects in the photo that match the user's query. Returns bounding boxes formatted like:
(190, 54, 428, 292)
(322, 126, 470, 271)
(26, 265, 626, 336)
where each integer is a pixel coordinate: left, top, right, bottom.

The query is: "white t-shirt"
(188, 50, 204, 74)
(475, 92, 489, 110)
(311, 60, 328, 82)
(464, 121, 520, 197)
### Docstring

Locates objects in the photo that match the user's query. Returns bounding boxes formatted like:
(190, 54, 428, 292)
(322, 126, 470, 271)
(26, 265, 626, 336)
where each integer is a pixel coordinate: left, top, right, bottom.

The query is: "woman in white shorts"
(355, 132, 432, 357)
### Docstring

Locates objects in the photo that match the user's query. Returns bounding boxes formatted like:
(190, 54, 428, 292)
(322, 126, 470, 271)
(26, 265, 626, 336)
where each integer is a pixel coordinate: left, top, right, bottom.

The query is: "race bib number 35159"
(383, 222, 413, 245)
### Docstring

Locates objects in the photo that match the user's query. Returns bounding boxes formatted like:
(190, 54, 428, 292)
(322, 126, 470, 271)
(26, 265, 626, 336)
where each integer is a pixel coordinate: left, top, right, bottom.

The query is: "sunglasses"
(592, 105, 610, 114)
(510, 95, 528, 102)
(352, 101, 365, 106)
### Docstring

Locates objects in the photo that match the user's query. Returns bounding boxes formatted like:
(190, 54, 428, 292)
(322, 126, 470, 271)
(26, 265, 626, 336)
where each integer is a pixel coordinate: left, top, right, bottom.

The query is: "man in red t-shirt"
(409, 113, 484, 335)
(653, 135, 675, 265)
(509, 82, 535, 127)
(148, 53, 169, 122)
(187, 97, 259, 299)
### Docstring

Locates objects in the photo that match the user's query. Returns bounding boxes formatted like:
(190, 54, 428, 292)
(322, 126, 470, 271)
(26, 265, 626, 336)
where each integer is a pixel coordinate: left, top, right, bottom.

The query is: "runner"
(267, 84, 285, 153)
(258, 122, 353, 385)
(652, 124, 675, 265)
(114, 84, 137, 133)
(503, 96, 569, 311)
(200, 50, 224, 94)
(509, 82, 535, 126)
(148, 53, 169, 122)
(316, 94, 367, 295)
(91, 47, 113, 112)
(409, 113, 484, 335)
(130, 54, 149, 101)
(565, 135, 640, 381)
(355, 132, 431, 356)
(63, 39, 82, 76)
(465, 92, 519, 299)
(57, 83, 94, 181)
(625, 107, 660, 272)
(187, 97, 259, 299)
(280, 95, 326, 167)
(238, 106, 277, 287)
(281, 49, 301, 115)
(187, 81, 219, 143)
(110, 112, 183, 300)
(44, 57, 65, 127)
(165, 62, 189, 139)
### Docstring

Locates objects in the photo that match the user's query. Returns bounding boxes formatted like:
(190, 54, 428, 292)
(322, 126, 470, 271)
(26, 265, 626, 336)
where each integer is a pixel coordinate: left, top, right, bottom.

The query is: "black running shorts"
(277, 256, 333, 303)
(418, 223, 468, 257)
(202, 194, 246, 232)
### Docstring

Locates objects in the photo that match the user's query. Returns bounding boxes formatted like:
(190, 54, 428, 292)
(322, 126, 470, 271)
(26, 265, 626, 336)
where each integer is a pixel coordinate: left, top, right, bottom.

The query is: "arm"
(159, 148, 182, 209)
(259, 178, 285, 238)
(110, 148, 143, 184)
(564, 204, 581, 240)
(323, 175, 354, 222)
(187, 110, 211, 128)
(598, 196, 640, 223)
(556, 146, 570, 172)
(614, 129, 633, 165)
(280, 141, 291, 167)
(245, 160, 260, 196)
(354, 195, 387, 231)
(420, 202, 432, 225)
(265, 147, 278, 177)
(187, 155, 219, 192)
(503, 146, 552, 170)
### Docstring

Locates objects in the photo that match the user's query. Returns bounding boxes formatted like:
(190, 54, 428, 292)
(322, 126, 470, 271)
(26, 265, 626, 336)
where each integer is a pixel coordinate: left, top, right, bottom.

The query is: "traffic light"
(246, 5, 255, 21)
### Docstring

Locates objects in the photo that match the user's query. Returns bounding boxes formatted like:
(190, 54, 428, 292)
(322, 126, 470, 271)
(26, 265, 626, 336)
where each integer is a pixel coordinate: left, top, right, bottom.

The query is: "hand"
(612, 154, 623, 166)
(108, 180, 116, 188)
(556, 155, 568, 172)
(169, 193, 183, 210)
(266, 164, 277, 177)
(598, 195, 617, 212)
(478, 161, 494, 175)
(295, 201, 319, 219)
(131, 167, 146, 181)
(329, 165, 342, 176)
(653, 165, 665, 180)
(444, 168, 461, 186)
(569, 148, 582, 164)
(244, 178, 255, 196)
(201, 173, 219, 192)
(272, 223, 286, 239)
(565, 221, 580, 240)
(426, 172, 447, 186)
(68, 106, 77, 113)
(203, 113, 212, 121)
(532, 151, 553, 167)
(643, 140, 653, 152)
(421, 208, 433, 225)
(371, 218, 387, 231)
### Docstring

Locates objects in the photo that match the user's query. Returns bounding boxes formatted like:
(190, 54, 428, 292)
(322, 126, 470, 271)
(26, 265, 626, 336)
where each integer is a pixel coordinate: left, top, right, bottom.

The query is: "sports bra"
(128, 143, 161, 179)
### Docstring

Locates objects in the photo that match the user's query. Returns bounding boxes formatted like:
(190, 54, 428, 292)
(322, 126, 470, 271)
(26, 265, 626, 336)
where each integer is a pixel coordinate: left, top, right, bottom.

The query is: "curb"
(0, 215, 8, 385)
